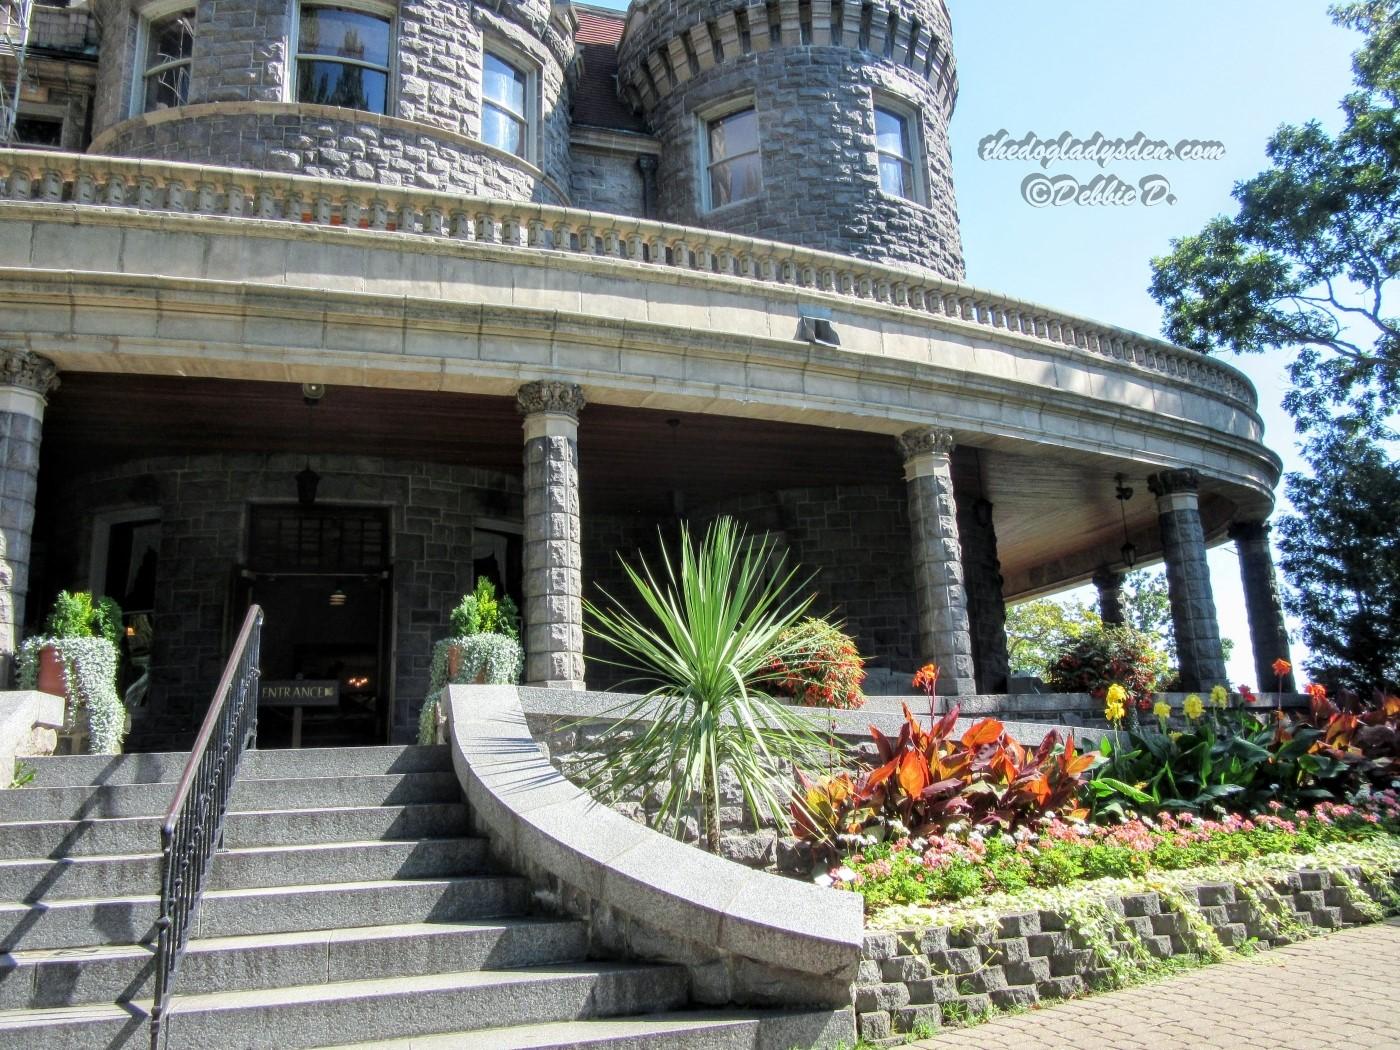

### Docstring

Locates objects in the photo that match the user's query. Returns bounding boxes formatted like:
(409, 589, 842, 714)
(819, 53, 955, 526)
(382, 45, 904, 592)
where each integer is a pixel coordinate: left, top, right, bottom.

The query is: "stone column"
(517, 380, 586, 689)
(1147, 469, 1228, 691)
(899, 427, 976, 694)
(1093, 569, 1125, 626)
(0, 349, 59, 687)
(1229, 520, 1296, 692)
(956, 496, 1009, 693)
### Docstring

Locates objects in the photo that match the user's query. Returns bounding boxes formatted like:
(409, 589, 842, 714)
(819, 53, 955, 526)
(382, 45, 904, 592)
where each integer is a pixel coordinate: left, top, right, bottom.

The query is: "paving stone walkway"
(910, 918, 1400, 1050)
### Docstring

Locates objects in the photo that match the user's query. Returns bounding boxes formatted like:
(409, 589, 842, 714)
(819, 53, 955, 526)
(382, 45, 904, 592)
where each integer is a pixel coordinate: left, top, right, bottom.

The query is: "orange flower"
(1272, 658, 1292, 678)
(1305, 682, 1327, 702)
(912, 663, 940, 693)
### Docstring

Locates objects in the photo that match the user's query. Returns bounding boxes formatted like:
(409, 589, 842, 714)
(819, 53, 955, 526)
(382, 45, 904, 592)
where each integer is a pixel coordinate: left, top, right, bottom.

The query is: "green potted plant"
(17, 591, 125, 754)
(417, 579, 523, 744)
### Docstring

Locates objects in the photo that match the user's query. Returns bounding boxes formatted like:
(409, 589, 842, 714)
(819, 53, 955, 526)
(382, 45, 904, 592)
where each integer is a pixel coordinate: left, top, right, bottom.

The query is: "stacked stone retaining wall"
(854, 867, 1396, 1045)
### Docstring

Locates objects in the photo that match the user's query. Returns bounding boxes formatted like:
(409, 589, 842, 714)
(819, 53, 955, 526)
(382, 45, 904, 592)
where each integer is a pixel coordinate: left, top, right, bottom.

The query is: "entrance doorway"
(240, 505, 393, 748)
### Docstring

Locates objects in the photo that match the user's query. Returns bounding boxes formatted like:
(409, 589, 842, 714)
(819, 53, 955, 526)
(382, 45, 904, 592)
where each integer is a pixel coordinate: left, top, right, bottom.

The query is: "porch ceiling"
(38, 373, 904, 516)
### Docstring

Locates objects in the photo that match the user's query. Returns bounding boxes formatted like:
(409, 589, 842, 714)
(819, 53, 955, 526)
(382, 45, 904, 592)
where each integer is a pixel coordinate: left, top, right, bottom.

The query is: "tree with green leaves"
(1150, 0, 1398, 689)
(1004, 597, 1100, 677)
(1275, 429, 1400, 691)
(1150, 0, 1400, 433)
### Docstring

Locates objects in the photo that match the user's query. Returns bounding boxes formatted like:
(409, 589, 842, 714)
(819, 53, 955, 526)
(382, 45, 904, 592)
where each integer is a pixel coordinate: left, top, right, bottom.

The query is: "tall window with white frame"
(295, 4, 392, 113)
(481, 52, 531, 158)
(138, 9, 195, 114)
(874, 103, 920, 202)
(704, 106, 762, 210)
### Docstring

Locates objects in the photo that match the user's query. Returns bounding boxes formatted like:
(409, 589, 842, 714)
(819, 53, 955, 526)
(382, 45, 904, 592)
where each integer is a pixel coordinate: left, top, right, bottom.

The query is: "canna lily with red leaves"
(793, 700, 1101, 848)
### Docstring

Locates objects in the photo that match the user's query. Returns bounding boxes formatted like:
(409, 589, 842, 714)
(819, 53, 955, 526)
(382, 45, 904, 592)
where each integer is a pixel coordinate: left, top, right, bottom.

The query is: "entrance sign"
(260, 680, 340, 707)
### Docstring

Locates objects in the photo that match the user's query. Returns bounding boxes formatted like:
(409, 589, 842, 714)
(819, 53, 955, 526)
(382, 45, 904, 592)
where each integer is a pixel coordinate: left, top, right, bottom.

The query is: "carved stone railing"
(0, 149, 1257, 410)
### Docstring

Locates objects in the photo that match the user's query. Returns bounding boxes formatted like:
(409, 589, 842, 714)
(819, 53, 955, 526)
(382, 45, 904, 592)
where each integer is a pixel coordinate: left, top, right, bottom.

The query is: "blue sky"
(589, 0, 1363, 687)
(942, 0, 1360, 686)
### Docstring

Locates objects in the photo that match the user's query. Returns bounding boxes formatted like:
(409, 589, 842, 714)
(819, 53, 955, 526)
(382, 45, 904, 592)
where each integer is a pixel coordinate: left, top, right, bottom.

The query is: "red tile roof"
(571, 6, 646, 133)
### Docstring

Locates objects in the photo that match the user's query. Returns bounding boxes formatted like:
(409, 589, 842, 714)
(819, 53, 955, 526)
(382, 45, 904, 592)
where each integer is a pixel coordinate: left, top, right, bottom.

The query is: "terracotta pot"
(35, 644, 66, 697)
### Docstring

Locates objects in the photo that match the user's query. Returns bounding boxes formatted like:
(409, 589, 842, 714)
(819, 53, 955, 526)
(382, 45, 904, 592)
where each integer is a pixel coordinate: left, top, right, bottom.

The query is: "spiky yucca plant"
(582, 517, 831, 852)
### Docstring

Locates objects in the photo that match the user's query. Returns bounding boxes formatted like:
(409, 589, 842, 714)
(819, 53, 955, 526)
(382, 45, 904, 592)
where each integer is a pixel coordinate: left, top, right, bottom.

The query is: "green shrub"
(1046, 624, 1169, 711)
(449, 578, 519, 641)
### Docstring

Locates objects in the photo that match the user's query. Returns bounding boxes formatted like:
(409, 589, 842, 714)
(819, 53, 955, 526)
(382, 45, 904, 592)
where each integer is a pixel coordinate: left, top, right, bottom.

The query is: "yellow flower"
(1104, 697, 1126, 722)
(1210, 685, 1229, 709)
(1153, 701, 1172, 720)
(1183, 694, 1205, 720)
(1105, 683, 1128, 705)
(1169, 731, 1183, 742)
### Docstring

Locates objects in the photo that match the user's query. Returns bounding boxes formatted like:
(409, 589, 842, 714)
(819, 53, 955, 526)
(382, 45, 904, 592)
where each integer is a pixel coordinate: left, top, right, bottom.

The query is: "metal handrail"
(149, 604, 263, 1050)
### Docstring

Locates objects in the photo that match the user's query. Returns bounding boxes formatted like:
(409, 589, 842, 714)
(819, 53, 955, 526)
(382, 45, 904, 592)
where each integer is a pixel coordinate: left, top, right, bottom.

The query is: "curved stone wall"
(616, 0, 963, 277)
(91, 0, 574, 202)
(36, 451, 522, 749)
(91, 104, 568, 204)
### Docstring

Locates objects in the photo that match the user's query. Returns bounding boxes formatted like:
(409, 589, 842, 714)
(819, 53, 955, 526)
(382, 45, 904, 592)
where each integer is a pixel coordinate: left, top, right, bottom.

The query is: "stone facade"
(1149, 469, 1228, 692)
(91, 0, 575, 203)
(581, 482, 922, 693)
(37, 452, 521, 746)
(854, 868, 1397, 1045)
(1093, 568, 1125, 626)
(95, 105, 567, 203)
(955, 495, 1009, 694)
(0, 351, 58, 687)
(615, 0, 962, 277)
(569, 144, 651, 217)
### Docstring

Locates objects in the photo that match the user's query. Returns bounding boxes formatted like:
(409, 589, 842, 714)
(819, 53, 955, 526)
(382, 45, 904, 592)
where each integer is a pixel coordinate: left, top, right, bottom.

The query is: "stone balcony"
(0, 147, 1280, 602)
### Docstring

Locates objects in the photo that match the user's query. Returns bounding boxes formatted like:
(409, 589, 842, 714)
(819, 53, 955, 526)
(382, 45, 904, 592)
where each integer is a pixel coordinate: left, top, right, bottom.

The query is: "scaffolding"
(0, 0, 35, 144)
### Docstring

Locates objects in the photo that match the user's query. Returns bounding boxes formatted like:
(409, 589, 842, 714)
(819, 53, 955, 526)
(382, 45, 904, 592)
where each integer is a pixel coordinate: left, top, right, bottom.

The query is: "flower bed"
(826, 794, 1400, 909)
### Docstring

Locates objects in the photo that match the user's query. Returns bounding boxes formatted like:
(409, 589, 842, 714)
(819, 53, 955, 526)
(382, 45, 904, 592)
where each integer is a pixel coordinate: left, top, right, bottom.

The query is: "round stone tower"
(87, 0, 576, 204)
(616, 0, 964, 278)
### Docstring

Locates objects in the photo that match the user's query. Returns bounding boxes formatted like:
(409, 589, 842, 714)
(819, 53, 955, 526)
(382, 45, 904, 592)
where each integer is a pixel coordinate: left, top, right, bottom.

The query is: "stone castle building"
(0, 0, 1293, 749)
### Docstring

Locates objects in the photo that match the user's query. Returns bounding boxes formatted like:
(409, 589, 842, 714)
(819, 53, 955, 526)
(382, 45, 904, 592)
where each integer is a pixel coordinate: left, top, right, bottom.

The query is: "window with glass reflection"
(140, 10, 195, 114)
(296, 5, 392, 113)
(705, 107, 761, 210)
(482, 52, 530, 157)
(875, 105, 919, 201)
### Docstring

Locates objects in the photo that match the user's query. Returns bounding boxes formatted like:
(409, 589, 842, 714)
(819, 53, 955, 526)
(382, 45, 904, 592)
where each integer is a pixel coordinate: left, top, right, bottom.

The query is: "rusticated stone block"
(853, 982, 910, 1013)
(893, 1004, 942, 1034)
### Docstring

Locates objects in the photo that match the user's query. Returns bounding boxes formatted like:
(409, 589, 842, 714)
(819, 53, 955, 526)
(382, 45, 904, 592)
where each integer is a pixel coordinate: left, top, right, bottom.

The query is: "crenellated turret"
(616, 0, 963, 278)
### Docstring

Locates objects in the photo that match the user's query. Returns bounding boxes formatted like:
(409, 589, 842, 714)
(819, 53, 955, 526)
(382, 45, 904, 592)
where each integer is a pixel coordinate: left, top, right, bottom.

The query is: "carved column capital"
(0, 348, 59, 398)
(898, 426, 955, 462)
(1147, 468, 1200, 499)
(516, 380, 586, 420)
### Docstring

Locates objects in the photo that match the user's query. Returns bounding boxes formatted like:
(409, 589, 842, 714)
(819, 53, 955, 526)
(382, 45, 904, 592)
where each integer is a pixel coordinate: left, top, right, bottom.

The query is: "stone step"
(0, 918, 589, 1010)
(0, 875, 530, 951)
(0, 771, 462, 822)
(19, 746, 454, 788)
(0, 963, 692, 1050)
(319, 1010, 853, 1050)
(0, 803, 473, 860)
(0, 837, 492, 902)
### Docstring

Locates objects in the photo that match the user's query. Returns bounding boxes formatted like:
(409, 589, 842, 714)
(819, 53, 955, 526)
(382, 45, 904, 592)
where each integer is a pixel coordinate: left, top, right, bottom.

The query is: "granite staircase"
(0, 744, 821, 1049)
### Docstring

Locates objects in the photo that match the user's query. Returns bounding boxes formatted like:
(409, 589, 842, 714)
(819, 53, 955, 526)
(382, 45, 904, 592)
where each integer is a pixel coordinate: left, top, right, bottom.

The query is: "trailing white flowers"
(416, 634, 523, 745)
(17, 636, 125, 754)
